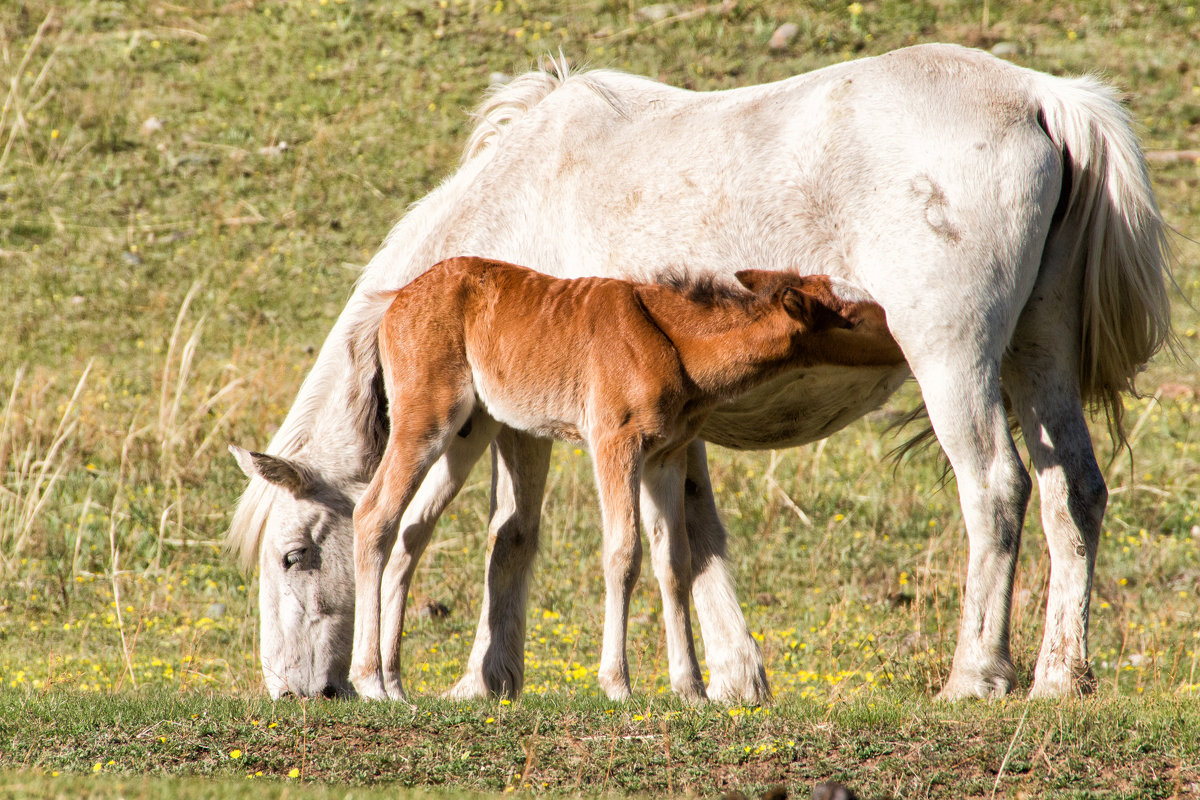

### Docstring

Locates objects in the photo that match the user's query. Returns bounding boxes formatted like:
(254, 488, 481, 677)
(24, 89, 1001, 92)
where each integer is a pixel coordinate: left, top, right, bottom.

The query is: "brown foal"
(349, 256, 904, 701)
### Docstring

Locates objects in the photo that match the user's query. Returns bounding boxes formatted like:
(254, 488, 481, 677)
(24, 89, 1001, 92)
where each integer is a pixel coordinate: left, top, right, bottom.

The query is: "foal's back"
(380, 256, 681, 442)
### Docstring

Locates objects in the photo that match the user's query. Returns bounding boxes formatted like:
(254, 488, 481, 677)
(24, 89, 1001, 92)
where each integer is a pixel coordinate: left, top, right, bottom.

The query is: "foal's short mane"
(655, 270, 756, 310)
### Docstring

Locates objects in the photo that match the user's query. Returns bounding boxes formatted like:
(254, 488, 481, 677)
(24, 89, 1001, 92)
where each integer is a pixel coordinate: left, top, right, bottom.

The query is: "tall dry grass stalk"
(0, 362, 92, 571)
(107, 419, 140, 689)
(0, 9, 62, 176)
(157, 282, 245, 474)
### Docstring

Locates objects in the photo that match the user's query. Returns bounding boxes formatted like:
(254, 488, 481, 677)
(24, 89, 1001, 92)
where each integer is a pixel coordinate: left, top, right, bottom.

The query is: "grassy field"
(2, 0, 1199, 797)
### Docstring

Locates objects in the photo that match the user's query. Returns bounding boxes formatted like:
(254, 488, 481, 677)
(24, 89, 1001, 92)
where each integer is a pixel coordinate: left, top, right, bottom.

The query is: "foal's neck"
(635, 286, 796, 400)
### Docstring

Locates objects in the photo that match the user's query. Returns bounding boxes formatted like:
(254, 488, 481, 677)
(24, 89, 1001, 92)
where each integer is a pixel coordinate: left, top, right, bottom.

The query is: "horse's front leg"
(684, 439, 771, 703)
(641, 450, 705, 701)
(446, 427, 552, 699)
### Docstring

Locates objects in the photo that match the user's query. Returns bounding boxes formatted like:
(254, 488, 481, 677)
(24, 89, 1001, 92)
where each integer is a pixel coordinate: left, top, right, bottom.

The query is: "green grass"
(2, 1, 1199, 798)
(3, 690, 1200, 797)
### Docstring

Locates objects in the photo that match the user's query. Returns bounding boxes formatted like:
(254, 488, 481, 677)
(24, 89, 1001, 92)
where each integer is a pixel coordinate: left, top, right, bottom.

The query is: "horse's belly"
(700, 364, 910, 450)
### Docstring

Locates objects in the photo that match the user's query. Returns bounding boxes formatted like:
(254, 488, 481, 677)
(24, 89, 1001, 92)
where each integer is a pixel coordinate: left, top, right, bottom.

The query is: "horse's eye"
(283, 548, 306, 569)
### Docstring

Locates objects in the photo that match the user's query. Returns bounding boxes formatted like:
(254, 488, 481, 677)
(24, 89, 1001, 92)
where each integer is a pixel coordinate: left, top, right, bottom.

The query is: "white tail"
(1034, 74, 1173, 440)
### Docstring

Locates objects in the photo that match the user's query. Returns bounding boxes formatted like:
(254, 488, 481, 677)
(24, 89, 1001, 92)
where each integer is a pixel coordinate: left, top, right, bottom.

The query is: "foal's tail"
(1032, 73, 1174, 444)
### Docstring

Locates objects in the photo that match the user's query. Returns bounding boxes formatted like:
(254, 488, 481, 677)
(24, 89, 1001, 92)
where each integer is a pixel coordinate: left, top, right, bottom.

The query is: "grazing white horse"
(229, 44, 1171, 702)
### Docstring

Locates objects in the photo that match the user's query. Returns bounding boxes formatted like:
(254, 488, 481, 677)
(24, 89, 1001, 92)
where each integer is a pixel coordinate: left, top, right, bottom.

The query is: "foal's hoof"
(443, 675, 488, 701)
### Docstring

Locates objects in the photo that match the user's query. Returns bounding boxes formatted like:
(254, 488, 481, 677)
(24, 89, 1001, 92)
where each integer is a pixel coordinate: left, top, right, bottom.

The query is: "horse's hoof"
(673, 678, 708, 703)
(598, 672, 632, 701)
(349, 670, 388, 701)
(936, 667, 1016, 702)
(1029, 660, 1095, 699)
(706, 664, 771, 705)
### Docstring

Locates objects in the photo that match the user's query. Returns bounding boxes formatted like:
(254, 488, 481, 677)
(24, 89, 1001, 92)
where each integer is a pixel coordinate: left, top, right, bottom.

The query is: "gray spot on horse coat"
(910, 175, 961, 244)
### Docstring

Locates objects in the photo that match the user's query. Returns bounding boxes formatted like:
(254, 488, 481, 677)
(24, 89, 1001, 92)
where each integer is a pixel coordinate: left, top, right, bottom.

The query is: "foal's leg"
(592, 433, 644, 700)
(378, 410, 501, 700)
(350, 396, 474, 700)
(684, 440, 771, 703)
(641, 450, 705, 701)
(447, 428, 553, 699)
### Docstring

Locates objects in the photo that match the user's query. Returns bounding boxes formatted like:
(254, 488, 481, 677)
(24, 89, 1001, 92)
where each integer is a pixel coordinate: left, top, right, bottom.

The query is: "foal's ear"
(229, 444, 320, 498)
(780, 288, 853, 331)
(733, 270, 776, 293)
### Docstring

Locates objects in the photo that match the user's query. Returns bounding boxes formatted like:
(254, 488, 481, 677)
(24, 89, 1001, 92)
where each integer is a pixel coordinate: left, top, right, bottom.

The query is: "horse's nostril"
(321, 684, 339, 699)
(278, 690, 297, 700)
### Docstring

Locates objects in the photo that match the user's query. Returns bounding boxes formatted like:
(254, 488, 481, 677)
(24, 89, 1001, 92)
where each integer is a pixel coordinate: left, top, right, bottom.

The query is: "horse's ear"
(229, 444, 319, 498)
(781, 287, 852, 331)
(734, 270, 774, 293)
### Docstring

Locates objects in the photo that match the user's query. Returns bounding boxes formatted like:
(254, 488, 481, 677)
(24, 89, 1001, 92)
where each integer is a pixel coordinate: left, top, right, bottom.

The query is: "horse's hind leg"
(684, 439, 771, 703)
(446, 427, 552, 699)
(1004, 363, 1103, 698)
(918, 356, 1031, 700)
(1002, 242, 1105, 698)
(378, 409, 500, 700)
(880, 252, 1042, 698)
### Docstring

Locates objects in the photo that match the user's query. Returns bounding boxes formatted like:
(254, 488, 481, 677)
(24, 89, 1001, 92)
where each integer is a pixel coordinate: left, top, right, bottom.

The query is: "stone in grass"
(140, 116, 164, 136)
(990, 41, 1025, 58)
(812, 783, 859, 800)
(769, 22, 800, 51)
(636, 4, 677, 22)
(414, 598, 451, 620)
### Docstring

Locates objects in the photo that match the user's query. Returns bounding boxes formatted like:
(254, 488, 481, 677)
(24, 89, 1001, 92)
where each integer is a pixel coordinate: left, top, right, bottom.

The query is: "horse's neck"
(637, 288, 791, 398)
(267, 164, 490, 479)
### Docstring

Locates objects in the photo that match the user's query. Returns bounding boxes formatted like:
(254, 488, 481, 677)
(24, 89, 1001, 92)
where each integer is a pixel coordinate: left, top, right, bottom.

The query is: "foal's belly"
(700, 364, 911, 450)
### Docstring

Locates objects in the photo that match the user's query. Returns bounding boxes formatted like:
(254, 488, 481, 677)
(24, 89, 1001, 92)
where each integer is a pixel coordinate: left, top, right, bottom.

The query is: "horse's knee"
(487, 517, 539, 573)
(353, 503, 391, 561)
(604, 537, 642, 589)
(1068, 462, 1107, 548)
(651, 543, 691, 594)
(966, 454, 1031, 553)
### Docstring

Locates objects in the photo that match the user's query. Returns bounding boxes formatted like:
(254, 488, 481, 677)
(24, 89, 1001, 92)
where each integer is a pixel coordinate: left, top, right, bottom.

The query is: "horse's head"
(230, 445, 364, 699)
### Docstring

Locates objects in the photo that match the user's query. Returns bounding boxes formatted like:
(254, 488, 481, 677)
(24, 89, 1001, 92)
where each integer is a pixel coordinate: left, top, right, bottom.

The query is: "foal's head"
(733, 270, 903, 365)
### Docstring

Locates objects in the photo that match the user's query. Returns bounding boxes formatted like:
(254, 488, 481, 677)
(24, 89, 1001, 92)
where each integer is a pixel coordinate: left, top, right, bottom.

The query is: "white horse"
(228, 44, 1171, 702)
